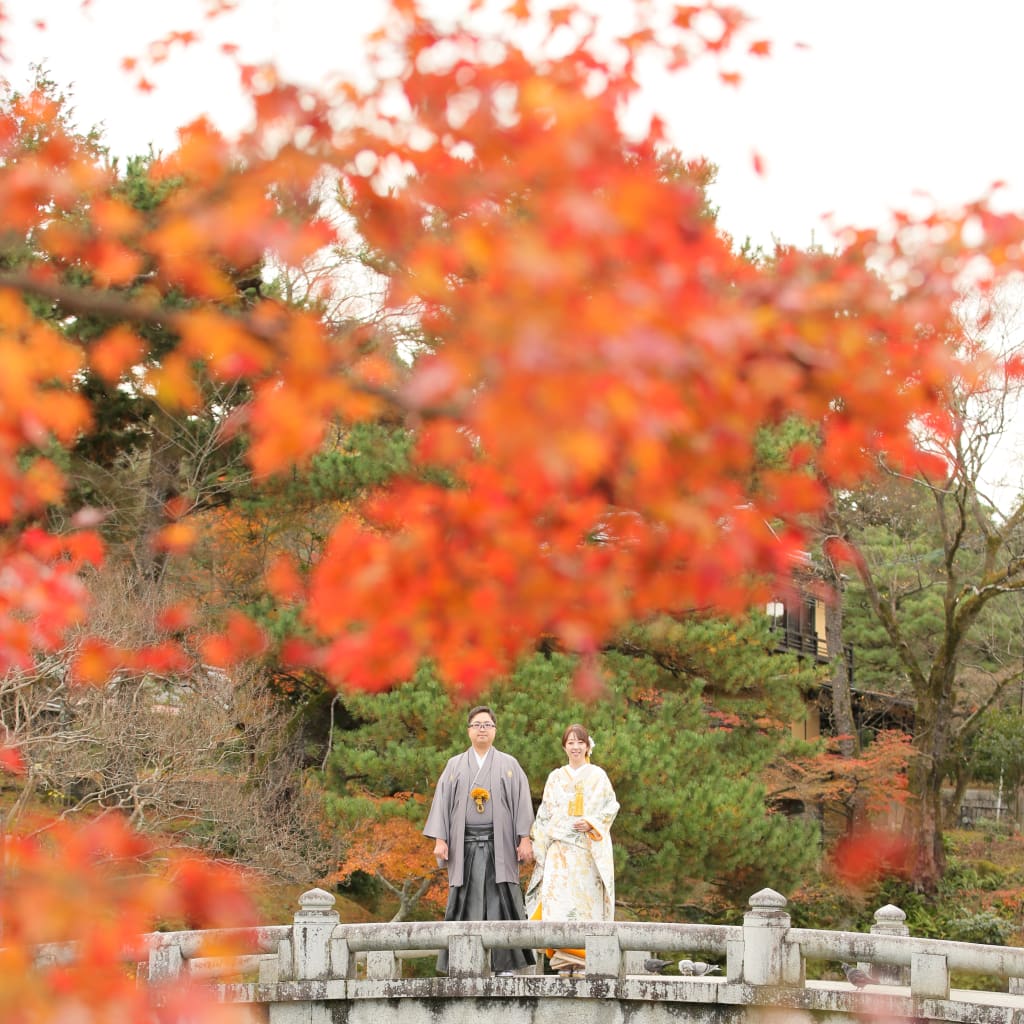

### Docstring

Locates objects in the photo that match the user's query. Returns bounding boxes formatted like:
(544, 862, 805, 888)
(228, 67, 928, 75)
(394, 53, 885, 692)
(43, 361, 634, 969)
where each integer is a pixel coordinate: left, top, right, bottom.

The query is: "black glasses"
(469, 722, 495, 730)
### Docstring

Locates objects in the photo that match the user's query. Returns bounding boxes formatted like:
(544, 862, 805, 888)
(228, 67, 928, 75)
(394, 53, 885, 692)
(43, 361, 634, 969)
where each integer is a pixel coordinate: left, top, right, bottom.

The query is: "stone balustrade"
(25, 887, 1024, 1023)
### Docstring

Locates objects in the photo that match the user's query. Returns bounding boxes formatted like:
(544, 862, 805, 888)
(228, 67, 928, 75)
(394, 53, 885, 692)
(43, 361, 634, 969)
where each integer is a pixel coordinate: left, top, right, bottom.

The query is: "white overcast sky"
(6, 0, 1024, 251)
(5, 0, 1024, 500)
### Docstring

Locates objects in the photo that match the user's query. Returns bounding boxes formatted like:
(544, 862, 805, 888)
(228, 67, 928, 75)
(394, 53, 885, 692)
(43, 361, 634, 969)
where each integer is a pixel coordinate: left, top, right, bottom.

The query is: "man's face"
(468, 712, 496, 752)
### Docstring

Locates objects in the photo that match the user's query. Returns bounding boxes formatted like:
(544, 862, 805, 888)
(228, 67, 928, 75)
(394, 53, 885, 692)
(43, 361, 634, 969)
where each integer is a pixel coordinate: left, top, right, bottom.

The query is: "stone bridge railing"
(40, 887, 1024, 1023)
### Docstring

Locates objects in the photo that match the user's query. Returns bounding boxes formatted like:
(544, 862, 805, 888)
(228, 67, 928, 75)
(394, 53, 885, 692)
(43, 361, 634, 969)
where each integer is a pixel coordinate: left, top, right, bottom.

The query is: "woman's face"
(564, 732, 588, 768)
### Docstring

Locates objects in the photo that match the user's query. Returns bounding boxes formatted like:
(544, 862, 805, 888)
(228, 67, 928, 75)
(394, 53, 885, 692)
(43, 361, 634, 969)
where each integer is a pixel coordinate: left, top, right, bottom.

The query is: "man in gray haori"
(424, 704, 536, 975)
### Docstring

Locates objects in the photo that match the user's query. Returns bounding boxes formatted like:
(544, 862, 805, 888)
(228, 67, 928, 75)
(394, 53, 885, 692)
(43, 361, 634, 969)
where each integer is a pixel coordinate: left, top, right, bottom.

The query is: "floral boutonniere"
(471, 787, 490, 813)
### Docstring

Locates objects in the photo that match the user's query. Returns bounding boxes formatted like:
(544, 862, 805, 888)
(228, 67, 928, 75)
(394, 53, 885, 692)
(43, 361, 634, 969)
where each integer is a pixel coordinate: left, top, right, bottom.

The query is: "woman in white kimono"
(526, 723, 619, 974)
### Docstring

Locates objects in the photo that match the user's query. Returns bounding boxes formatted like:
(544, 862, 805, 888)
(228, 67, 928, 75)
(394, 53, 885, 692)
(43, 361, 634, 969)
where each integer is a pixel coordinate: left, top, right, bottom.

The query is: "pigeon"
(841, 962, 878, 988)
(643, 958, 673, 974)
(678, 959, 721, 977)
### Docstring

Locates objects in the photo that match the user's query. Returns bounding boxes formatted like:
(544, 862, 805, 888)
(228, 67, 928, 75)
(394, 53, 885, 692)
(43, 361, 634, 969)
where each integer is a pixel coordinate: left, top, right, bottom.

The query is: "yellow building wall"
(814, 599, 828, 657)
(790, 697, 821, 741)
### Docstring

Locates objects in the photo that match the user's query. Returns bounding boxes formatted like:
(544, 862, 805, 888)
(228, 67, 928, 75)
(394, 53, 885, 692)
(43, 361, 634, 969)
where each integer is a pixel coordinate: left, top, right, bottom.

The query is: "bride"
(526, 723, 619, 974)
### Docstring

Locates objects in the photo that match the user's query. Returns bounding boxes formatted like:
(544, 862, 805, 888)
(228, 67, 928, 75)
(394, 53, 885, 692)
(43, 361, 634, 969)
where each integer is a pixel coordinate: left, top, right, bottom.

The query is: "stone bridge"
(109, 888, 1024, 1022)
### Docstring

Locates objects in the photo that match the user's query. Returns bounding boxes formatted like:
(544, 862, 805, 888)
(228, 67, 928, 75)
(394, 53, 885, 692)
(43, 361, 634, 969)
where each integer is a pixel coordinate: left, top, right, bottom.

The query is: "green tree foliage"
(969, 709, 1024, 787)
(839, 473, 1024, 727)
(617, 613, 815, 723)
(966, 707, 1024, 821)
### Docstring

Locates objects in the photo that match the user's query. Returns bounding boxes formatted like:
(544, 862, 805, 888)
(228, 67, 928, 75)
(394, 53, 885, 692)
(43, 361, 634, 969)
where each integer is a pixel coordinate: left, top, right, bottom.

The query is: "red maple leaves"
(0, 816, 258, 1023)
(0, 1, 1012, 690)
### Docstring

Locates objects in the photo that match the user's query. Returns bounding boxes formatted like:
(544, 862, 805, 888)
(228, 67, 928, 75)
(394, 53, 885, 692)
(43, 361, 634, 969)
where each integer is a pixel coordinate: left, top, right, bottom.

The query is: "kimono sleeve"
(530, 773, 556, 847)
(422, 763, 451, 840)
(586, 768, 619, 840)
(511, 758, 535, 839)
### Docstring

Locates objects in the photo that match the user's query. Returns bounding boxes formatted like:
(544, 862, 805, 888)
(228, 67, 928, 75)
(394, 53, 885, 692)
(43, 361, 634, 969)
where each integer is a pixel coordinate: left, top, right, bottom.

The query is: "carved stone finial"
(748, 888, 788, 911)
(874, 904, 906, 925)
(292, 888, 340, 980)
(298, 888, 337, 911)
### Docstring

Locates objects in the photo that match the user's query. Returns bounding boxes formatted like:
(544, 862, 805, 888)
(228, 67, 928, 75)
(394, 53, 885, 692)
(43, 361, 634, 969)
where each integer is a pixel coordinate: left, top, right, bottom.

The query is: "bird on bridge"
(841, 963, 879, 988)
(642, 958, 673, 974)
(678, 959, 721, 977)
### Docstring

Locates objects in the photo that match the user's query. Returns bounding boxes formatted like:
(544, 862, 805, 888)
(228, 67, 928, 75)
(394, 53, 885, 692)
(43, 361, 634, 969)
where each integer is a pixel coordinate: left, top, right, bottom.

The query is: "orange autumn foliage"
(775, 730, 913, 826)
(199, 610, 269, 669)
(0, 0, 1019, 1011)
(771, 731, 914, 888)
(332, 797, 447, 916)
(0, 814, 258, 1023)
(0, 1, 998, 690)
(830, 829, 914, 889)
(0, 529, 101, 675)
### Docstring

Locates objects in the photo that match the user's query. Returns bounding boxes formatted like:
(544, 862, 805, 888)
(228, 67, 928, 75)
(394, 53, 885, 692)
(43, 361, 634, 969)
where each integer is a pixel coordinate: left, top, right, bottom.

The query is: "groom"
(423, 705, 536, 975)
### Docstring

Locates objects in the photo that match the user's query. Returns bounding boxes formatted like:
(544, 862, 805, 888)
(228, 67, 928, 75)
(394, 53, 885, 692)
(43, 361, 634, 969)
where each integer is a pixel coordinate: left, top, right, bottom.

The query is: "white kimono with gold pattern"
(526, 763, 619, 948)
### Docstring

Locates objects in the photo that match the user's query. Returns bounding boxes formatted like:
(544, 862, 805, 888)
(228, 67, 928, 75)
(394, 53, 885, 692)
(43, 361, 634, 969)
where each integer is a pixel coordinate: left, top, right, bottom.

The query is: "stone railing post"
(272, 937, 294, 982)
(725, 937, 745, 982)
(259, 941, 283, 985)
(584, 928, 621, 979)
(742, 888, 801, 986)
(291, 888, 341, 981)
(622, 950, 650, 976)
(448, 933, 487, 978)
(148, 942, 184, 983)
(869, 904, 909, 985)
(366, 951, 400, 980)
(330, 935, 353, 980)
(911, 952, 948, 999)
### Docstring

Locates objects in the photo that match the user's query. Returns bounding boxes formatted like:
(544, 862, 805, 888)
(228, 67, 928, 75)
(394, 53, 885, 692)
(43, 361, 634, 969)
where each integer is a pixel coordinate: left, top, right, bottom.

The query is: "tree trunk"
(137, 408, 182, 584)
(907, 770, 947, 891)
(944, 757, 971, 830)
(387, 874, 432, 923)
(906, 694, 950, 892)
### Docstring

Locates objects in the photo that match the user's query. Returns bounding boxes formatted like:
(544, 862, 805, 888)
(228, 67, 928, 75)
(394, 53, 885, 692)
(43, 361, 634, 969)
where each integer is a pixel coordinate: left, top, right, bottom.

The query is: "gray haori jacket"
(423, 747, 534, 887)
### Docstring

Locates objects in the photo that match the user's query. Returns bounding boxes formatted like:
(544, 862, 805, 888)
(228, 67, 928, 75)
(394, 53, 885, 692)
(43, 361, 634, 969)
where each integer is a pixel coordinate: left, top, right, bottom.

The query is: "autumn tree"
(826, 296, 1024, 890)
(1, 0, 1024, 1013)
(769, 729, 913, 839)
(330, 794, 447, 922)
(0, 0, 1007, 703)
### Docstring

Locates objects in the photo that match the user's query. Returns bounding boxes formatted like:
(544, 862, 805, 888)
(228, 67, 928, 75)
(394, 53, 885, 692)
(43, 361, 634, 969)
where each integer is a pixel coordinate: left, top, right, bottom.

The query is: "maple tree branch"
(956, 666, 1024, 742)
(0, 270, 187, 333)
(0, 270, 459, 420)
(390, 873, 436, 923)
(847, 544, 930, 692)
(372, 871, 403, 898)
